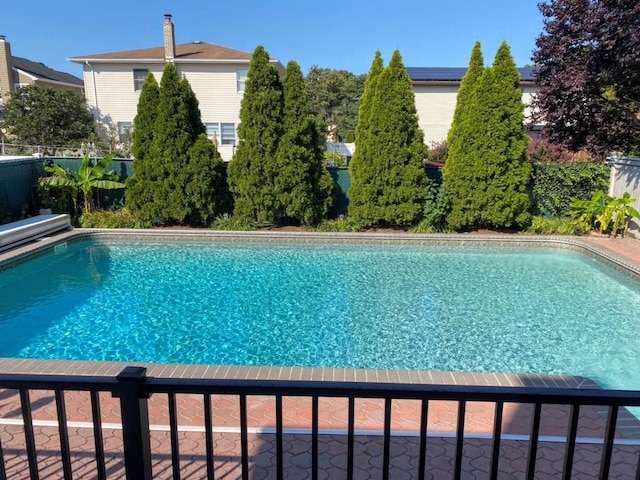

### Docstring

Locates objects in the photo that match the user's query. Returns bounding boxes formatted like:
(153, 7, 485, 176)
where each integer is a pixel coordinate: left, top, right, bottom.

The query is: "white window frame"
(236, 69, 248, 93)
(133, 69, 149, 91)
(117, 122, 133, 143)
(205, 122, 236, 146)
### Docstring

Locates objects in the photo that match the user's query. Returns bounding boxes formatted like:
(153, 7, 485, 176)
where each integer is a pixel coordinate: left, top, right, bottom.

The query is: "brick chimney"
(0, 35, 14, 105)
(163, 14, 175, 62)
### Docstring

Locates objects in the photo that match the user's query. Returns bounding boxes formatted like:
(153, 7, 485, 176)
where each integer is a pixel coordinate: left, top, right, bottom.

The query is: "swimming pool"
(1, 236, 639, 391)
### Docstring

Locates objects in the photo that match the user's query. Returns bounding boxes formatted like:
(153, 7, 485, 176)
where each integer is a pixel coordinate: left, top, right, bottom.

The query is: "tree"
(348, 52, 384, 222)
(127, 63, 194, 223)
(305, 66, 365, 141)
(274, 61, 334, 225)
(349, 50, 429, 226)
(447, 41, 484, 165)
(444, 43, 531, 230)
(131, 73, 160, 161)
(184, 134, 231, 225)
(1, 85, 94, 148)
(532, 0, 640, 156)
(227, 45, 284, 223)
(40, 154, 125, 215)
(126, 73, 160, 213)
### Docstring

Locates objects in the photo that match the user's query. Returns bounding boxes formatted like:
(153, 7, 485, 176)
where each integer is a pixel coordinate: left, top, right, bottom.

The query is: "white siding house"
(68, 15, 284, 161)
(408, 67, 539, 146)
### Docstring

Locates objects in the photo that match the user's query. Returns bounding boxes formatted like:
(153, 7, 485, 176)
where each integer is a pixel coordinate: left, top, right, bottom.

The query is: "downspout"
(85, 60, 99, 121)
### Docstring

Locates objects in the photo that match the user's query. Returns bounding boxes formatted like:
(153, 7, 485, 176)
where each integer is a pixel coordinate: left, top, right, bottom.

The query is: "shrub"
(324, 150, 347, 167)
(426, 140, 448, 164)
(527, 216, 580, 235)
(411, 185, 451, 233)
(211, 214, 256, 231)
(526, 138, 574, 164)
(531, 161, 609, 217)
(310, 218, 363, 232)
(79, 208, 151, 228)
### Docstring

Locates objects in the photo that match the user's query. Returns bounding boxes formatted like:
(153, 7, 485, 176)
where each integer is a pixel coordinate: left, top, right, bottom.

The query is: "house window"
(236, 69, 248, 92)
(221, 123, 236, 145)
(118, 122, 133, 143)
(206, 122, 236, 145)
(133, 69, 149, 91)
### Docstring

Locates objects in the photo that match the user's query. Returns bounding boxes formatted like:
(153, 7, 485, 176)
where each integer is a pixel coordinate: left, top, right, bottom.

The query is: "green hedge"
(531, 162, 609, 217)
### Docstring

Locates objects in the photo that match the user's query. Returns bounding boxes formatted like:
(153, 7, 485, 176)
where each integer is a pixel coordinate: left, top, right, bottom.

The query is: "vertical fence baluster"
(117, 366, 152, 480)
(90, 391, 106, 480)
(203, 394, 215, 480)
(312, 396, 318, 480)
(599, 405, 619, 480)
(525, 403, 542, 480)
(489, 401, 504, 479)
(275, 395, 283, 480)
(54, 390, 72, 480)
(19, 389, 39, 480)
(168, 393, 180, 480)
(418, 399, 428, 480)
(382, 398, 392, 480)
(561, 404, 580, 480)
(453, 400, 466, 480)
(347, 397, 355, 480)
(239, 394, 249, 480)
(0, 431, 7, 480)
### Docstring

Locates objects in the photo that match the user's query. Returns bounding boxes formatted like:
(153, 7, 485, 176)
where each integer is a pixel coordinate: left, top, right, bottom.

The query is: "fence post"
(117, 366, 153, 480)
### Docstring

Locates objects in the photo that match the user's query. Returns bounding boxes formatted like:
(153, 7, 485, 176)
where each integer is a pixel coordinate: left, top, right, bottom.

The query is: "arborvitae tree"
(446, 41, 484, 164)
(126, 73, 159, 212)
(348, 51, 384, 221)
(131, 63, 193, 223)
(444, 42, 531, 230)
(349, 50, 428, 226)
(181, 77, 206, 141)
(274, 60, 334, 225)
(227, 45, 284, 223)
(183, 134, 231, 225)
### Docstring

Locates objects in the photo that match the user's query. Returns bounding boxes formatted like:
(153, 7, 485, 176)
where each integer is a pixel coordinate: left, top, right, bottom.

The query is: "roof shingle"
(12, 56, 83, 86)
(69, 42, 254, 62)
(407, 67, 536, 82)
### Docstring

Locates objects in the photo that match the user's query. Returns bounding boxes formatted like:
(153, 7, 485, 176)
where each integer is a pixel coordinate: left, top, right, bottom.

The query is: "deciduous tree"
(1, 85, 94, 148)
(532, 0, 640, 156)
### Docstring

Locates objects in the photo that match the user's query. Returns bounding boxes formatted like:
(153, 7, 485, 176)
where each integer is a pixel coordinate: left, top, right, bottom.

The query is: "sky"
(2, 0, 544, 79)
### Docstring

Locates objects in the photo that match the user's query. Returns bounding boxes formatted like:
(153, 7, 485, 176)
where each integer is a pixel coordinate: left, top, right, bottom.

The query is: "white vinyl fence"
(608, 156, 640, 237)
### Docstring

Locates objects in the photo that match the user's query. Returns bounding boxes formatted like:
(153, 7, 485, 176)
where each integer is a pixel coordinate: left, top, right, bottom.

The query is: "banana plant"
(569, 191, 609, 232)
(610, 193, 640, 238)
(39, 154, 126, 215)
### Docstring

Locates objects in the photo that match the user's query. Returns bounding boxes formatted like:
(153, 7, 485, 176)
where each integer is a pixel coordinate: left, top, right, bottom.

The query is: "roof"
(326, 142, 355, 157)
(69, 42, 256, 62)
(11, 56, 83, 86)
(407, 67, 536, 82)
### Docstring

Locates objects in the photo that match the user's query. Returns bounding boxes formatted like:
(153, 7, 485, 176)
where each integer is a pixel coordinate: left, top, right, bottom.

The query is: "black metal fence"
(1, 366, 640, 480)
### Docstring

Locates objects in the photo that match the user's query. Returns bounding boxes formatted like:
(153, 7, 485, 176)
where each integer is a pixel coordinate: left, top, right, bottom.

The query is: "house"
(407, 67, 539, 146)
(68, 15, 285, 162)
(0, 36, 84, 111)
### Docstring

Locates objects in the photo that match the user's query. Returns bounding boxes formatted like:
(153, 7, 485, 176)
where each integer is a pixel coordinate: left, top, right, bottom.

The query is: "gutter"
(85, 60, 99, 121)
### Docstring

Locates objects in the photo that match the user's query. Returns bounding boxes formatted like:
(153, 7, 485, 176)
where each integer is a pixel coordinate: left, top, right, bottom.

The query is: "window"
(205, 122, 236, 146)
(118, 122, 133, 143)
(133, 69, 149, 91)
(236, 69, 248, 92)
(221, 123, 236, 145)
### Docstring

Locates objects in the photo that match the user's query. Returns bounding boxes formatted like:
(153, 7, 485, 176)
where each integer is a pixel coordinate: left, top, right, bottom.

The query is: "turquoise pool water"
(1, 239, 639, 390)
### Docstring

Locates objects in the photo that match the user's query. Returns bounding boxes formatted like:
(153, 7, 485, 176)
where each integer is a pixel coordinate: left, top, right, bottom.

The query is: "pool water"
(1, 239, 639, 390)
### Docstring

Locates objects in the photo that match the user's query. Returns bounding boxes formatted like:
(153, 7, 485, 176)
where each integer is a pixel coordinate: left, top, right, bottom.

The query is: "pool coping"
(0, 228, 638, 389)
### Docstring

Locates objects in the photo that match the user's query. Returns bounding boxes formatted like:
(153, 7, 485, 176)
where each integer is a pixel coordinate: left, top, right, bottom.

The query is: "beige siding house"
(68, 15, 284, 161)
(0, 36, 84, 110)
(408, 67, 539, 146)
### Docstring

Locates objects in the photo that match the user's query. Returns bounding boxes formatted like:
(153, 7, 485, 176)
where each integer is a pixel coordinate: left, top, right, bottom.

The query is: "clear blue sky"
(3, 0, 543, 79)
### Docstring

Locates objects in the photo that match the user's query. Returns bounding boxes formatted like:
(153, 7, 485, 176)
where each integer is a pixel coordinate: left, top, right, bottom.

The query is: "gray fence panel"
(609, 156, 640, 237)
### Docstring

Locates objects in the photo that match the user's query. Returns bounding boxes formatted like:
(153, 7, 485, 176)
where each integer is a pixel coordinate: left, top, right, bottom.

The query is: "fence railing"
(1, 366, 640, 480)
